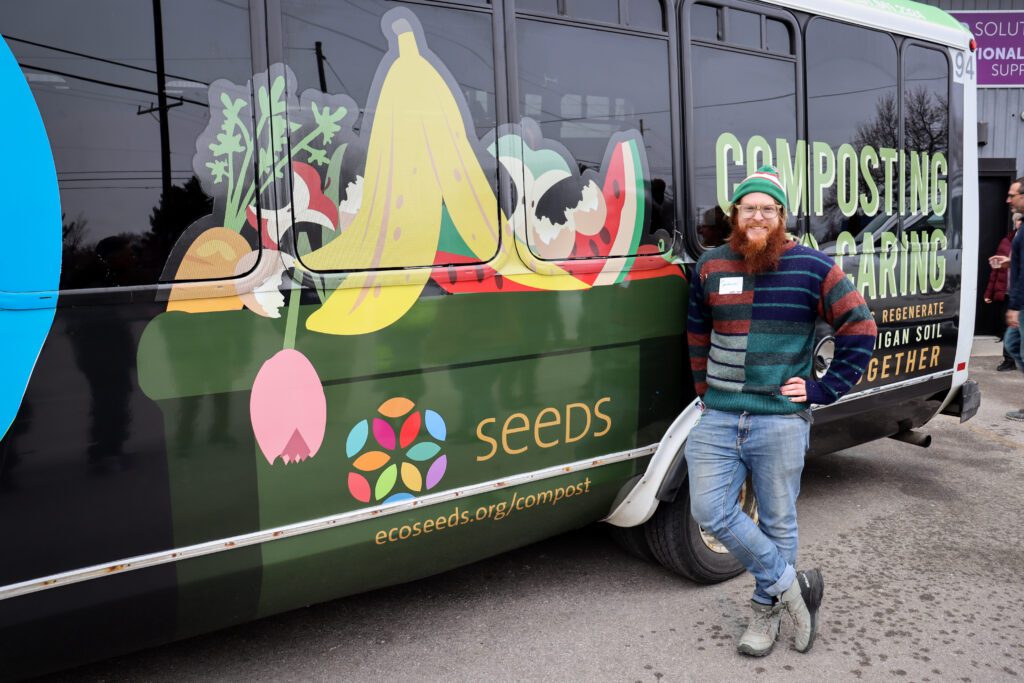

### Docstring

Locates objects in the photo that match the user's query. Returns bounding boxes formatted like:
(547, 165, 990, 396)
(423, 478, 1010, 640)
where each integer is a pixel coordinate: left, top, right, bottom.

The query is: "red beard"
(728, 223, 788, 274)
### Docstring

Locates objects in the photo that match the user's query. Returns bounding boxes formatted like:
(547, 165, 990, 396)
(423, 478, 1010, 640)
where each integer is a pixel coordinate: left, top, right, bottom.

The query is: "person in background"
(985, 212, 1021, 371)
(1000, 178, 1024, 421)
(697, 205, 731, 248)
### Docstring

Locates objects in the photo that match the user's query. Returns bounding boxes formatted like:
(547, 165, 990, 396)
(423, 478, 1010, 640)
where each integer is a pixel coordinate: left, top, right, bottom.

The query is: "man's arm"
(1009, 231, 1024, 312)
(984, 256, 998, 302)
(686, 264, 712, 398)
(802, 263, 877, 406)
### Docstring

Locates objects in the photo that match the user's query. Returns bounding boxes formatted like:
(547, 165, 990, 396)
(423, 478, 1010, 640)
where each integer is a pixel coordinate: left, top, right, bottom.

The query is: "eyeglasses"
(737, 204, 781, 219)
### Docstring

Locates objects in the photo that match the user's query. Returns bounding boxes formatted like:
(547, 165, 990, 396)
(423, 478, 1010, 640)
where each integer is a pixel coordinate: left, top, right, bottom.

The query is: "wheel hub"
(699, 478, 758, 554)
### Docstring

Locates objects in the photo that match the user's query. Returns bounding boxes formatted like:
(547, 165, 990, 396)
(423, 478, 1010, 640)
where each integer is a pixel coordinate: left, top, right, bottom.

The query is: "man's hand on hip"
(780, 377, 807, 402)
(1008, 309, 1020, 328)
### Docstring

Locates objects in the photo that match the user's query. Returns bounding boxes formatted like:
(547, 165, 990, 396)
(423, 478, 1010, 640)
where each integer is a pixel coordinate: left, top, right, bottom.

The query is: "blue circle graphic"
(0, 35, 62, 439)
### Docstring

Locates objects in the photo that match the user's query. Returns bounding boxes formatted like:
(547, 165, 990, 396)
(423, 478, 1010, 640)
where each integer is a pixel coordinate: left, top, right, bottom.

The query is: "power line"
(59, 170, 195, 175)
(6, 34, 205, 85)
(59, 185, 168, 190)
(59, 177, 194, 182)
(18, 63, 207, 108)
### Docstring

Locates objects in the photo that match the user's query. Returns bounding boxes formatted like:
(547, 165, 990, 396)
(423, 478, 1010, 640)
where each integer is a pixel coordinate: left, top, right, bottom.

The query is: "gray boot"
(737, 600, 783, 656)
(779, 568, 824, 653)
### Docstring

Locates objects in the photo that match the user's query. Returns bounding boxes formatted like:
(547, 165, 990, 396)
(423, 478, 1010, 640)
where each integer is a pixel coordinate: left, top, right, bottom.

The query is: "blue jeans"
(684, 407, 810, 604)
(1005, 325, 1024, 370)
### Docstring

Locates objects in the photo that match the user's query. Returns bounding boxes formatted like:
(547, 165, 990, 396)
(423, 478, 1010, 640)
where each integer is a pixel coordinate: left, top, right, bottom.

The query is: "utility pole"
(315, 41, 328, 93)
(152, 0, 172, 198)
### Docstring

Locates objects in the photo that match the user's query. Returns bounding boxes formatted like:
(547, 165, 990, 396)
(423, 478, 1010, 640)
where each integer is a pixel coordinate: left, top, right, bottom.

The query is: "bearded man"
(685, 165, 877, 656)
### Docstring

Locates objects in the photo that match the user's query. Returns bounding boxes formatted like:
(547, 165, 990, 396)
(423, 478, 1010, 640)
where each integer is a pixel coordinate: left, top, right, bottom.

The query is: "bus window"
(690, 4, 720, 41)
(513, 13, 674, 261)
(566, 0, 619, 25)
(805, 19, 898, 252)
(1, 0, 254, 290)
(765, 18, 791, 55)
(627, 0, 666, 32)
(282, 0, 499, 271)
(515, 0, 663, 30)
(516, 0, 558, 14)
(684, 2, 799, 248)
(901, 45, 949, 240)
(725, 8, 760, 50)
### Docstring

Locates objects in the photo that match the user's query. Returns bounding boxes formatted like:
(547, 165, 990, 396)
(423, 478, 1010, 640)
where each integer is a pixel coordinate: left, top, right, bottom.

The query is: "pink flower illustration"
(250, 348, 327, 465)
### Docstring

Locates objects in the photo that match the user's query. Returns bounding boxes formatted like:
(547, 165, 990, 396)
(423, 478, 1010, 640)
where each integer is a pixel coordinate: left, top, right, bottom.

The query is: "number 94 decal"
(952, 48, 975, 84)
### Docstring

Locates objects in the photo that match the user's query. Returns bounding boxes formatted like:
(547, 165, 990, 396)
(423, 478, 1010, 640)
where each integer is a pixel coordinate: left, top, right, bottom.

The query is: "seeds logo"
(344, 397, 447, 504)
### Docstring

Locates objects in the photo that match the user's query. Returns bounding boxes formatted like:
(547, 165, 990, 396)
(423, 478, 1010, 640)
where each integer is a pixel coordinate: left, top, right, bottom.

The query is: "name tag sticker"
(719, 277, 744, 295)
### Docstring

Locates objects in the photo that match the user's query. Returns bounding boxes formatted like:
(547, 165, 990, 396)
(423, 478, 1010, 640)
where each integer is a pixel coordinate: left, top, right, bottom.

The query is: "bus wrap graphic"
(157, 6, 670, 332)
(251, 348, 328, 465)
(344, 397, 448, 504)
(0, 35, 62, 441)
(137, 6, 678, 473)
(713, 126, 958, 392)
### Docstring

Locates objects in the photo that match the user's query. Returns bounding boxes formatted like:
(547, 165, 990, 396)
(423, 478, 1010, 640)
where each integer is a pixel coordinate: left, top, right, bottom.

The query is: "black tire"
(644, 476, 752, 583)
(607, 523, 656, 562)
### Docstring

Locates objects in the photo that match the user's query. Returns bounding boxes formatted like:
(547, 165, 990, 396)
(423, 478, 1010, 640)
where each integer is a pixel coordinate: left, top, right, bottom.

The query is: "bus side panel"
(0, 270, 686, 679)
(686, 9, 965, 433)
(0, 1, 692, 674)
(808, 376, 952, 456)
(254, 466, 634, 617)
(0, 304, 182, 678)
(135, 278, 686, 619)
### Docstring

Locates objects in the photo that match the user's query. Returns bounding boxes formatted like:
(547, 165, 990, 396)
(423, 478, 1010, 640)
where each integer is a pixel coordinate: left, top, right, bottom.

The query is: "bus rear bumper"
(940, 379, 981, 423)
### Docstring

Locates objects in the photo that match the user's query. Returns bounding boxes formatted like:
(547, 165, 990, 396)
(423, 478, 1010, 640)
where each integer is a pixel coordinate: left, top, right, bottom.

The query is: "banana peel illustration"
(302, 9, 585, 337)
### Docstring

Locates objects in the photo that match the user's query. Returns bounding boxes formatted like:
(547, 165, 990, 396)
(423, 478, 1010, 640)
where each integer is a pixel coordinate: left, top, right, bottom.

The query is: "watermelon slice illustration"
(573, 138, 636, 259)
(430, 127, 667, 294)
(568, 134, 650, 286)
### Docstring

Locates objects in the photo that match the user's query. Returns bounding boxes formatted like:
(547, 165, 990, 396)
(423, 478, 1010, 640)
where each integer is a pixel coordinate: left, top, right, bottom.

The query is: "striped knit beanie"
(731, 165, 788, 211)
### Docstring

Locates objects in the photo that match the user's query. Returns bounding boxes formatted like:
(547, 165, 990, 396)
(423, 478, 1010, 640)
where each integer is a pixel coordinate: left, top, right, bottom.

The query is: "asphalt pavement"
(45, 340, 1024, 682)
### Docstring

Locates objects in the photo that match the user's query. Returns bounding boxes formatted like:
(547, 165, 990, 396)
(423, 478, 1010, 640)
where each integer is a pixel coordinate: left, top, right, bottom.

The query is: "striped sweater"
(687, 241, 877, 414)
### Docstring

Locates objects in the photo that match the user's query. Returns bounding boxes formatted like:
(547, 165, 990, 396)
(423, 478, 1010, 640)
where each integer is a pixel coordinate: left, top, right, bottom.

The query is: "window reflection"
(697, 205, 730, 248)
(2, 0, 253, 290)
(516, 0, 558, 15)
(690, 4, 719, 41)
(283, 1, 496, 140)
(902, 46, 949, 238)
(566, 0, 619, 24)
(689, 44, 798, 237)
(806, 19, 898, 250)
(281, 1, 499, 270)
(728, 9, 760, 49)
(628, 0, 664, 31)
(516, 17, 675, 258)
(766, 18, 791, 54)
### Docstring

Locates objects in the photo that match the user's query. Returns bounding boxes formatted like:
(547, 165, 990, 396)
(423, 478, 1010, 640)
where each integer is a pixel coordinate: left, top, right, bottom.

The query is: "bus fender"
(604, 398, 701, 528)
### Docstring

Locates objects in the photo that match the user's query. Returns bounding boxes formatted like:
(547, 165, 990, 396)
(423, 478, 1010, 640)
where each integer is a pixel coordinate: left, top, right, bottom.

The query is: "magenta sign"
(950, 11, 1024, 87)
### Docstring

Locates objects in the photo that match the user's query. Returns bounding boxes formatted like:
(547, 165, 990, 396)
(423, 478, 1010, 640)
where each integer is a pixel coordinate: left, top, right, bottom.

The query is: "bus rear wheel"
(644, 475, 757, 583)
(608, 523, 656, 562)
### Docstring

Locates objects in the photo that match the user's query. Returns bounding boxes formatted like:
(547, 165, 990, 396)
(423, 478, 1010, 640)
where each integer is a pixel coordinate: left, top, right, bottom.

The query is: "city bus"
(0, 0, 978, 675)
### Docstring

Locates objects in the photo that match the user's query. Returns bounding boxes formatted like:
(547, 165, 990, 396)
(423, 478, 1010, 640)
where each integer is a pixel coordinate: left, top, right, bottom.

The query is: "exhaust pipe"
(888, 429, 931, 448)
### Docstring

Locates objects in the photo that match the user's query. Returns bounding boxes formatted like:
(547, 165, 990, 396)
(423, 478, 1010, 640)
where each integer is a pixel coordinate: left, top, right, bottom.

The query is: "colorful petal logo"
(345, 397, 447, 504)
